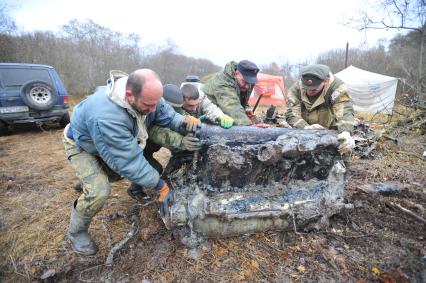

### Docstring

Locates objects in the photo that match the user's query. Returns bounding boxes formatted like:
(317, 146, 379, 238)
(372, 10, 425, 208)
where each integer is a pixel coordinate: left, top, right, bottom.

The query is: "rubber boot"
(127, 182, 151, 202)
(67, 200, 98, 256)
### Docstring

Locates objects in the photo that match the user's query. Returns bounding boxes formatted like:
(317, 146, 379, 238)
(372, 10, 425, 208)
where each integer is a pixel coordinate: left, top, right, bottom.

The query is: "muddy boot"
(67, 200, 98, 256)
(73, 181, 83, 192)
(127, 182, 151, 202)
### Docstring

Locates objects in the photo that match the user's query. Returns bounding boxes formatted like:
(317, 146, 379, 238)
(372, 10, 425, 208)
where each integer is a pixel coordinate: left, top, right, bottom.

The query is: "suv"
(0, 63, 70, 135)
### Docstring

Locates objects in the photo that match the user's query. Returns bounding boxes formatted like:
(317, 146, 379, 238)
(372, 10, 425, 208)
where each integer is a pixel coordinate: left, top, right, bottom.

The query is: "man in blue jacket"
(63, 69, 200, 255)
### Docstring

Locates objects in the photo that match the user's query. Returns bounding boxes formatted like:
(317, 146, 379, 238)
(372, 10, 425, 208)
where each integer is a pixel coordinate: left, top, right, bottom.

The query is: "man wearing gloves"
(147, 83, 234, 151)
(285, 64, 355, 155)
(127, 84, 202, 202)
(63, 69, 200, 256)
(202, 60, 259, 125)
(181, 83, 233, 128)
(144, 83, 235, 177)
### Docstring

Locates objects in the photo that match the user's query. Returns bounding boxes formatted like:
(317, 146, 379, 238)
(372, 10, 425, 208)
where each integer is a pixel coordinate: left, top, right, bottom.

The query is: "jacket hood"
(105, 74, 148, 148)
(223, 61, 238, 80)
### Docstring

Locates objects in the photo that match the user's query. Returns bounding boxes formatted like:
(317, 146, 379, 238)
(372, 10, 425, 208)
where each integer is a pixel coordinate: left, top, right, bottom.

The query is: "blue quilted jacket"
(69, 89, 185, 188)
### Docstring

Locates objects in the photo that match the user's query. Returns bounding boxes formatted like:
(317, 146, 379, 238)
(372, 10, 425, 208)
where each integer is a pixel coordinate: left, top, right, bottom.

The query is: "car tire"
(0, 120, 10, 136)
(59, 112, 70, 128)
(20, 80, 58, 110)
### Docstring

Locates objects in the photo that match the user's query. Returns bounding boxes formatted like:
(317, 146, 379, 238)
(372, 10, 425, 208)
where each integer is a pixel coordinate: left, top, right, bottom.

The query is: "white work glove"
(181, 136, 201, 151)
(337, 131, 355, 155)
(278, 120, 292, 128)
(304, 124, 325, 130)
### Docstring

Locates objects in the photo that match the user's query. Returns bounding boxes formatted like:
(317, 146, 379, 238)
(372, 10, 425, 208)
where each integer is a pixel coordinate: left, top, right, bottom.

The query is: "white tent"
(335, 65, 398, 114)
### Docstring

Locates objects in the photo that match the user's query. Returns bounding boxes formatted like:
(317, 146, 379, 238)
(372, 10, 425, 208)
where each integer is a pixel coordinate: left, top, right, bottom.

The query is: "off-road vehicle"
(0, 63, 70, 135)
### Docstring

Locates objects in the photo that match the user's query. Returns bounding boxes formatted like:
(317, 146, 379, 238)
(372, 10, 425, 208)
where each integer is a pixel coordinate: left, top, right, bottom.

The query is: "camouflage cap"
(300, 64, 331, 89)
(163, 84, 183, 110)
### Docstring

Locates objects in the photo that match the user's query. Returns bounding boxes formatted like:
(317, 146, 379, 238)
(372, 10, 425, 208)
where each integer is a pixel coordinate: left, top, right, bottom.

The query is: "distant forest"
(1, 10, 425, 103)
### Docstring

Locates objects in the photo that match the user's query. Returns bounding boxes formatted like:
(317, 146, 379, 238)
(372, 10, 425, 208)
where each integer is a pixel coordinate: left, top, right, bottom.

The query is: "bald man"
(63, 69, 200, 255)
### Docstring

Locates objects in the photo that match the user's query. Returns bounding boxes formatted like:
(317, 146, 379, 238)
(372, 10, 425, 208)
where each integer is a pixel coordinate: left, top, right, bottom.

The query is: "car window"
(0, 68, 53, 87)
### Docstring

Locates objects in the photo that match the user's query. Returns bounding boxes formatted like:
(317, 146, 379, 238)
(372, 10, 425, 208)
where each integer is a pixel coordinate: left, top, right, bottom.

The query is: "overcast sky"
(6, 0, 401, 66)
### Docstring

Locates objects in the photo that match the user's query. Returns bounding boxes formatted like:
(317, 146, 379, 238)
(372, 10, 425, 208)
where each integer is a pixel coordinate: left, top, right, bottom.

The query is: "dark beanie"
(163, 84, 183, 109)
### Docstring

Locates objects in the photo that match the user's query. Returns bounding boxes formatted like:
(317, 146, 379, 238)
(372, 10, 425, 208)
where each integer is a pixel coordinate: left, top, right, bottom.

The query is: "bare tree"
(0, 3, 17, 61)
(0, 4, 16, 34)
(388, 27, 426, 102)
(344, 0, 426, 103)
(1, 17, 220, 94)
(260, 62, 282, 76)
(317, 45, 394, 75)
(143, 40, 220, 85)
(316, 49, 347, 72)
(280, 62, 298, 90)
(59, 19, 143, 93)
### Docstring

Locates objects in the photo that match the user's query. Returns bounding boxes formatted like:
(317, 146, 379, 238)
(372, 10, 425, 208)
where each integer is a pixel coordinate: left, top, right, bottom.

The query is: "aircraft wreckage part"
(199, 125, 293, 145)
(198, 125, 335, 146)
(165, 126, 348, 241)
(170, 161, 347, 238)
(196, 125, 340, 188)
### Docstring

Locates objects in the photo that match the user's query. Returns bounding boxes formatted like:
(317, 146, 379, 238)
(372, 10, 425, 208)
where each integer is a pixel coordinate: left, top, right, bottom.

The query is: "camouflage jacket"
(147, 108, 188, 152)
(202, 61, 252, 125)
(285, 75, 354, 133)
(197, 90, 225, 120)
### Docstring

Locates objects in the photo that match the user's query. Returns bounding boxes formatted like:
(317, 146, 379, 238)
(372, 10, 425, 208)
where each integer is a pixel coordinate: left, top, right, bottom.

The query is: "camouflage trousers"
(63, 137, 122, 218)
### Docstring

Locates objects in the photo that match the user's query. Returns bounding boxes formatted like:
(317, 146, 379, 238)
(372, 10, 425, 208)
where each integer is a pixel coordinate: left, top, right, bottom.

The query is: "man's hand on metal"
(218, 115, 234, 129)
(246, 110, 255, 119)
(278, 120, 292, 128)
(253, 123, 270, 128)
(199, 114, 216, 124)
(156, 179, 174, 218)
(304, 124, 325, 130)
(182, 136, 201, 151)
(337, 131, 355, 155)
(184, 115, 201, 133)
(199, 114, 233, 129)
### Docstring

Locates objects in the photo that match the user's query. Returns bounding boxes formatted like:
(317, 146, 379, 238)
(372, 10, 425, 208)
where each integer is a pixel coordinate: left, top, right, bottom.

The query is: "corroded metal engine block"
(164, 125, 348, 246)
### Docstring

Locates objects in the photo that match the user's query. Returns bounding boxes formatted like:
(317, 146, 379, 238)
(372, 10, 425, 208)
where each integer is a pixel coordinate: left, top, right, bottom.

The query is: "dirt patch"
(0, 124, 425, 282)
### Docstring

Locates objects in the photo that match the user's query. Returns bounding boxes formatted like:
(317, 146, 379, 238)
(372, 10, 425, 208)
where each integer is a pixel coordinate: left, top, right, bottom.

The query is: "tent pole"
(345, 42, 349, 68)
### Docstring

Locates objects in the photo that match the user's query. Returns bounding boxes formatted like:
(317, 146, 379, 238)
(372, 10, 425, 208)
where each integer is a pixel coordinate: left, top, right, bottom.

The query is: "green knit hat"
(300, 64, 331, 89)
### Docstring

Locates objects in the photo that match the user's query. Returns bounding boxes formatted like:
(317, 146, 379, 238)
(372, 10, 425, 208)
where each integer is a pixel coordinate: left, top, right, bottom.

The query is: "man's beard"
(138, 109, 149, 115)
(306, 88, 323, 97)
(128, 99, 149, 115)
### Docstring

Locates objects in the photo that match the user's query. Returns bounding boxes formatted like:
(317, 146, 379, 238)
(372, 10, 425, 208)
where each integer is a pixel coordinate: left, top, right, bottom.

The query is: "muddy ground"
(0, 120, 425, 282)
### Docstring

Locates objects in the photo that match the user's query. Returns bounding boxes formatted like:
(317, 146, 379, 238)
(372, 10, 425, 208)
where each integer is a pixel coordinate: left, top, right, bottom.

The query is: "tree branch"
(386, 201, 426, 225)
(344, 0, 423, 32)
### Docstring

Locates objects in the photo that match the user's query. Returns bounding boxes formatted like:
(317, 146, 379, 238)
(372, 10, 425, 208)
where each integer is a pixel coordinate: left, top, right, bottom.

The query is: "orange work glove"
(184, 115, 201, 133)
(155, 179, 174, 217)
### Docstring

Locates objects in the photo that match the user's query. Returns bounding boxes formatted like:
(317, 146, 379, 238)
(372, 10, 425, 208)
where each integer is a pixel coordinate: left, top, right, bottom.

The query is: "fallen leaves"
(371, 266, 380, 276)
